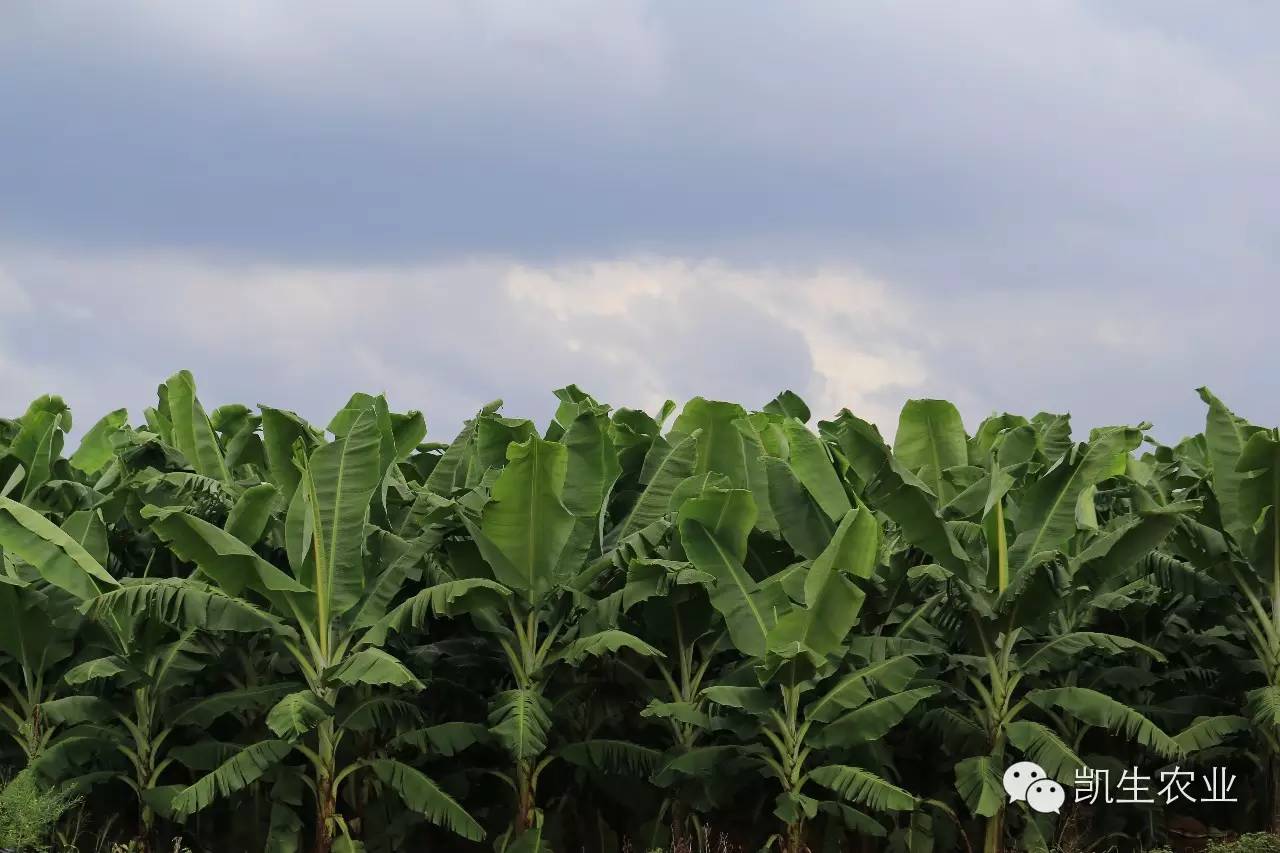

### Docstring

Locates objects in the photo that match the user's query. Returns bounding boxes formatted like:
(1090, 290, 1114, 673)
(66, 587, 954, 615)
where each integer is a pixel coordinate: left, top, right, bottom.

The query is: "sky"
(2, 1, 1277, 444)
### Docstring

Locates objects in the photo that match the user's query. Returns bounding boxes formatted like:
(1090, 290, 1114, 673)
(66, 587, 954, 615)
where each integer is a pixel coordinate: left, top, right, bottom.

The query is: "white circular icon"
(1002, 761, 1046, 802)
(1026, 779, 1066, 814)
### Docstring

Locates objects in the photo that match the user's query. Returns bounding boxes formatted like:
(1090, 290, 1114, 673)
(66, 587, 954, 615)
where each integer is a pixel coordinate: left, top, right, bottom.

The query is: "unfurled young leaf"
(266, 690, 333, 740)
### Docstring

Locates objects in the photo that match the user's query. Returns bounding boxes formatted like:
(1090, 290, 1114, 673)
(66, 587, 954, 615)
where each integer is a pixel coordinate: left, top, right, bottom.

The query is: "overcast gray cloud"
(1, 1, 1276, 440)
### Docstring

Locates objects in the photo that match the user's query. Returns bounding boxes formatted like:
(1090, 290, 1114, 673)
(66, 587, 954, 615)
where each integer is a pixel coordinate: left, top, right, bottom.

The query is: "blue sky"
(2, 1, 1277, 442)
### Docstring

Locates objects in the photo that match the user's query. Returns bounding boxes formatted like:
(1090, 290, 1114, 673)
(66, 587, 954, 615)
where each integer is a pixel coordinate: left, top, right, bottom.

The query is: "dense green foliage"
(0, 770, 79, 850)
(0, 374, 1276, 853)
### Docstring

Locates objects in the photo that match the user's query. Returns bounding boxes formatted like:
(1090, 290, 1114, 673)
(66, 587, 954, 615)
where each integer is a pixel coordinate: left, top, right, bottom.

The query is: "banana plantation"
(3, 372, 1280, 853)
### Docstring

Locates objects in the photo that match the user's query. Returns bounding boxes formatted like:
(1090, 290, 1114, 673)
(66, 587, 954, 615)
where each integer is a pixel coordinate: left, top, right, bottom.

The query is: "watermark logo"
(1073, 766, 1238, 804)
(1003, 762, 1241, 813)
(1003, 761, 1064, 814)
(1027, 780, 1066, 814)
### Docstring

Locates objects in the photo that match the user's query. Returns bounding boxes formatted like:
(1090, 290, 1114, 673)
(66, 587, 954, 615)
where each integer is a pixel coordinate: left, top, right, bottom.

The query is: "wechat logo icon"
(1003, 761, 1067, 814)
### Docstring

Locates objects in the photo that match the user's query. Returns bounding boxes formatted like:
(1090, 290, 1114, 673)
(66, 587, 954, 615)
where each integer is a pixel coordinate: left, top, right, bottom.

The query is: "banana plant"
(566, 394, 835, 850)
(606, 393, 922, 851)
(821, 402, 1187, 853)
(576, 395, 795, 849)
(427, 392, 664, 850)
(0, 578, 82, 763)
(36, 594, 277, 848)
(0, 397, 123, 765)
(0, 448, 287, 850)
(3, 376, 496, 853)
(613, 546, 725, 850)
(685, 480, 930, 853)
(150, 397, 504, 853)
(1168, 389, 1280, 830)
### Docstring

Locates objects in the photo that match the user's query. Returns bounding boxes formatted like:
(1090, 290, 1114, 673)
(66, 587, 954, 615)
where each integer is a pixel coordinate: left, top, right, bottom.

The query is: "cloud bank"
(2, 1, 1276, 439)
